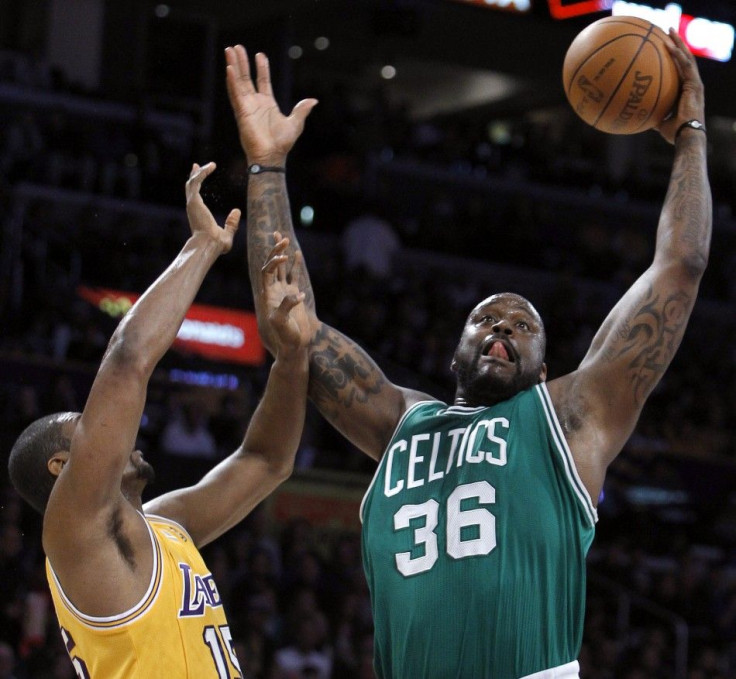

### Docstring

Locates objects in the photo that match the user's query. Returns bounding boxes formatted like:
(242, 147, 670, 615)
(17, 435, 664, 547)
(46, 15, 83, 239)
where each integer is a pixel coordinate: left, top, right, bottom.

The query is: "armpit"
(109, 506, 137, 569)
(549, 378, 590, 437)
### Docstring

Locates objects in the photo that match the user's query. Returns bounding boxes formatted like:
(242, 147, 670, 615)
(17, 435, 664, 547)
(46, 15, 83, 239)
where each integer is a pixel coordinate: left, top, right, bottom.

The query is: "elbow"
(678, 251, 709, 281)
(271, 457, 295, 483)
(104, 329, 154, 378)
(660, 248, 709, 283)
(243, 445, 295, 483)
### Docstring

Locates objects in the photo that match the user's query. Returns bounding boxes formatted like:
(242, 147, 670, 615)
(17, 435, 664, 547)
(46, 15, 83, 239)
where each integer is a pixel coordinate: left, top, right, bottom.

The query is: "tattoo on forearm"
(664, 136, 712, 265)
(308, 325, 385, 419)
(601, 138, 708, 406)
(604, 286, 692, 405)
(247, 176, 315, 310)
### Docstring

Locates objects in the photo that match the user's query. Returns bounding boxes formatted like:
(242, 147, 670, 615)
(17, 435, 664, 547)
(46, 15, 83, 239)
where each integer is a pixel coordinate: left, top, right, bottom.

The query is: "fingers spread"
(235, 45, 250, 75)
(261, 254, 288, 282)
(255, 52, 274, 98)
(266, 240, 289, 282)
(186, 162, 215, 200)
(225, 44, 256, 98)
(266, 237, 289, 260)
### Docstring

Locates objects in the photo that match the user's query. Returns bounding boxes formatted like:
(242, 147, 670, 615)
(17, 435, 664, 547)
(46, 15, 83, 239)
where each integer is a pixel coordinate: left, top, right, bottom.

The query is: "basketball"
(562, 16, 680, 135)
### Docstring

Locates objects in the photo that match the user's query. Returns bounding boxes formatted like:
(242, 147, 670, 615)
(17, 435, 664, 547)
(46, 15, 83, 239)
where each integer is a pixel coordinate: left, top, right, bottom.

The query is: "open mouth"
(482, 339, 515, 362)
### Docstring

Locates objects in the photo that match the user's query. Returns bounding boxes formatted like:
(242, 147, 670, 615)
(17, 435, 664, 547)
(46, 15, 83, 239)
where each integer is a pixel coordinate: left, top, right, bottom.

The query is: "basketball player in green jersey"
(225, 28, 710, 679)
(8, 162, 312, 678)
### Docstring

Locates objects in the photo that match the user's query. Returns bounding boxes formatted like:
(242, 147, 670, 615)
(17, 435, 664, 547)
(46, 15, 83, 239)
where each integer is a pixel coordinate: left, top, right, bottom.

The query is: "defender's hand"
(261, 233, 311, 355)
(185, 163, 240, 254)
(224, 45, 318, 166)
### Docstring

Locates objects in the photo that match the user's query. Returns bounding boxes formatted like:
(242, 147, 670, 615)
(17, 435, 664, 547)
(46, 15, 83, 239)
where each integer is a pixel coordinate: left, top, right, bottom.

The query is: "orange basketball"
(562, 16, 680, 135)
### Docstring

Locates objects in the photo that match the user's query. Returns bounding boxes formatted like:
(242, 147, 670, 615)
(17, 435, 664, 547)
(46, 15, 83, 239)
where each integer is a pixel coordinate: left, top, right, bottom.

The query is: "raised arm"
(43, 164, 238, 613)
(225, 45, 429, 460)
(547, 31, 711, 497)
(144, 242, 310, 546)
(224, 45, 317, 345)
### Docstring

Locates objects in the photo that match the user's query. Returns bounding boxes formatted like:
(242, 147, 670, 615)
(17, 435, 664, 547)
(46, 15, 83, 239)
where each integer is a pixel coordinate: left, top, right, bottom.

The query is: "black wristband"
(675, 119, 706, 140)
(248, 164, 286, 175)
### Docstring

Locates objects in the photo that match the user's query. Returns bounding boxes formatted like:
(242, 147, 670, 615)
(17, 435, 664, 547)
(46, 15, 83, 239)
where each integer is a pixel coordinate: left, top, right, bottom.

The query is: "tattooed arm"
(226, 45, 431, 459)
(245, 173, 316, 350)
(224, 46, 317, 349)
(546, 31, 711, 501)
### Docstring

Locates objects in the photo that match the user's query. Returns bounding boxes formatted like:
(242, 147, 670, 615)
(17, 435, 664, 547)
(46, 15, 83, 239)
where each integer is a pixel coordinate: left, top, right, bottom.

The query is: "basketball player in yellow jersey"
(8, 162, 312, 678)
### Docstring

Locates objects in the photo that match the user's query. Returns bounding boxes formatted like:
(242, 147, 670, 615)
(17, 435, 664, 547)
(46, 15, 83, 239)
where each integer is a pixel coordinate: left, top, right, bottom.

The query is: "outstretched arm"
(548, 31, 711, 498)
(145, 243, 310, 546)
(225, 46, 317, 347)
(225, 46, 430, 460)
(48, 163, 239, 519)
(43, 164, 239, 615)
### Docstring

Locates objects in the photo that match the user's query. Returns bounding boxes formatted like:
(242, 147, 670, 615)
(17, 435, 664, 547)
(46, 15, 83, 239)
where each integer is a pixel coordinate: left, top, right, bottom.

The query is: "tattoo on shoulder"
(603, 284, 692, 406)
(308, 325, 385, 415)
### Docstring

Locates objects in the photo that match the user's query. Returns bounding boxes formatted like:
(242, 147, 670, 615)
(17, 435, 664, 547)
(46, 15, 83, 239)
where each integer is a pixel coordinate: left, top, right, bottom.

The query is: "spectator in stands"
(272, 611, 333, 679)
(340, 204, 400, 281)
(159, 397, 218, 490)
(0, 642, 18, 679)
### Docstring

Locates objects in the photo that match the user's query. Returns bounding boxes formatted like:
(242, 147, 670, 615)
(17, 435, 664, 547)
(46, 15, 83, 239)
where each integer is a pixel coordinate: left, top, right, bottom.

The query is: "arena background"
(1, 1, 736, 677)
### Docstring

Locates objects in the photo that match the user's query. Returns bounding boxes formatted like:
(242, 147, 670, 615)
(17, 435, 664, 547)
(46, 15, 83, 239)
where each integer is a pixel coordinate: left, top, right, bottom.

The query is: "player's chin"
(465, 372, 515, 402)
(478, 363, 536, 398)
(135, 460, 156, 484)
(476, 358, 517, 382)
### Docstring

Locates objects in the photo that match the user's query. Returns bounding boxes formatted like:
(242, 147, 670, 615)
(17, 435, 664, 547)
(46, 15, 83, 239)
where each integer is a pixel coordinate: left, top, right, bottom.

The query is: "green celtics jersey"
(360, 383, 597, 679)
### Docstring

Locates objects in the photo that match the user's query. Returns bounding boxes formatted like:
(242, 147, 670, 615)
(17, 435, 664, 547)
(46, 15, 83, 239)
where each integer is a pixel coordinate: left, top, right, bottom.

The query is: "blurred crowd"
(1, 46, 736, 678)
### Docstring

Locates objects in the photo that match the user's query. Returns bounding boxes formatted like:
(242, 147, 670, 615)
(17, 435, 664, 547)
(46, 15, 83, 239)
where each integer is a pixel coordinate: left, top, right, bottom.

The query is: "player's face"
(452, 293, 546, 405)
(56, 417, 154, 500)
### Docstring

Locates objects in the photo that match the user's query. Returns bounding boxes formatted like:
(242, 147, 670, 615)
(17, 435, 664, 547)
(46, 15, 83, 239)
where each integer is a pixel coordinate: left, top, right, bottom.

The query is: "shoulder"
(386, 398, 448, 441)
(401, 398, 448, 418)
(402, 387, 441, 410)
(543, 373, 618, 502)
(144, 513, 194, 543)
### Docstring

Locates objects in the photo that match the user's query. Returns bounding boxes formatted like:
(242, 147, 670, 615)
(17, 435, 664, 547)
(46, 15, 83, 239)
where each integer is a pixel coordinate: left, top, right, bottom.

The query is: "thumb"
(224, 208, 241, 236)
(289, 98, 319, 126)
(276, 292, 306, 316)
(270, 293, 306, 327)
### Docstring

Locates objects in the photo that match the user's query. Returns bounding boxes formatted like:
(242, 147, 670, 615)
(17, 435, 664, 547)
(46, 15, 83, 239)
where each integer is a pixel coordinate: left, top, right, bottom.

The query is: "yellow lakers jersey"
(46, 514, 242, 678)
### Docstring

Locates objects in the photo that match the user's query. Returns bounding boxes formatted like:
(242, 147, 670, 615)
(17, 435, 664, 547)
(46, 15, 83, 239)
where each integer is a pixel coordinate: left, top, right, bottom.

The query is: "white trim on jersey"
(48, 511, 163, 629)
(439, 404, 487, 415)
(535, 383, 598, 528)
(144, 513, 196, 542)
(520, 659, 580, 678)
(358, 400, 441, 524)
